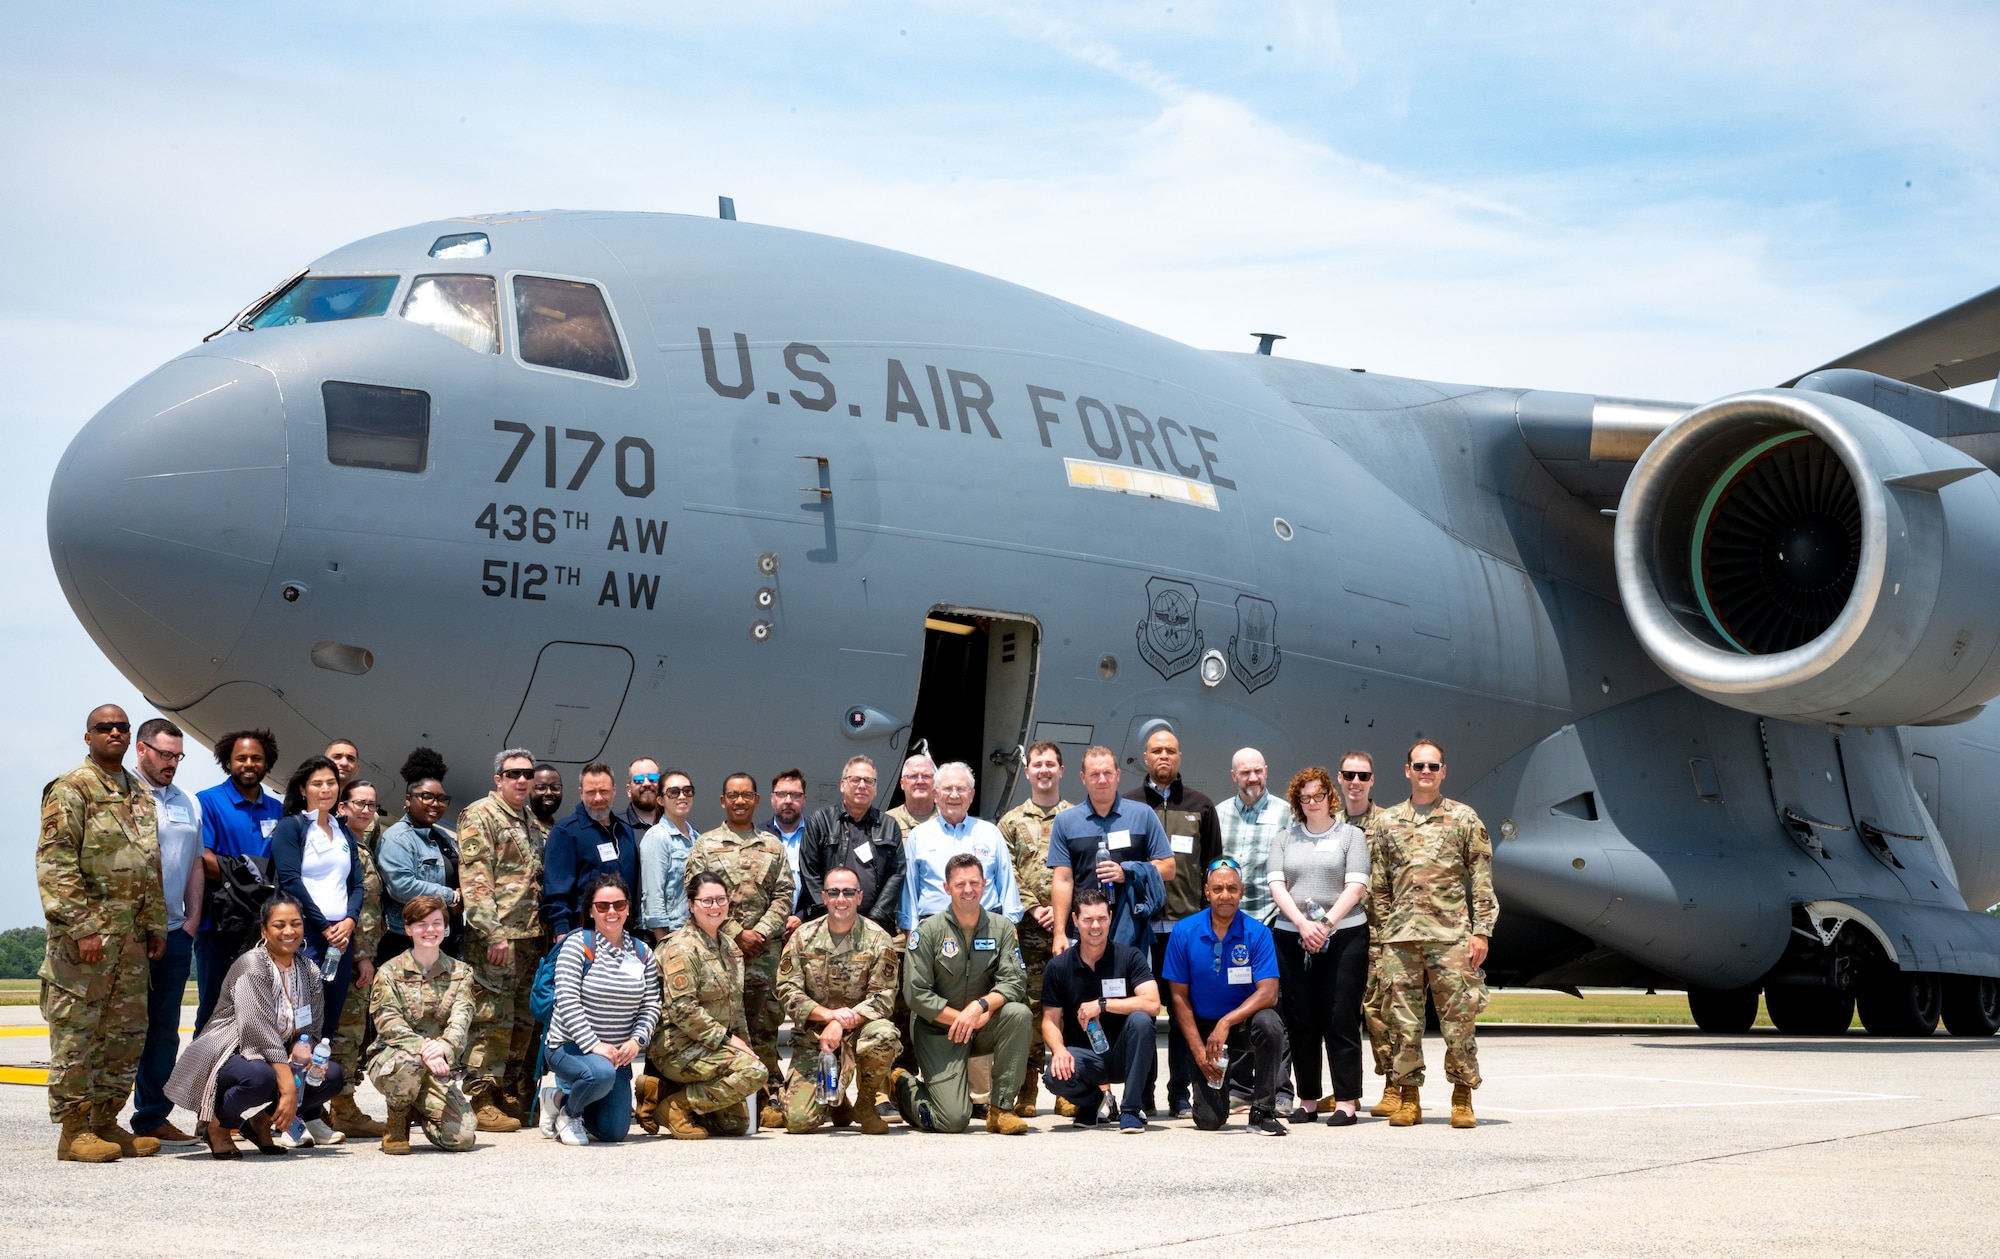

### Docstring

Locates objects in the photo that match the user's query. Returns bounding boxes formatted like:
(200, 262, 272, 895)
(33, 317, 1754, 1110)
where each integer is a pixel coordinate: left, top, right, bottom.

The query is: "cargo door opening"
(897, 609, 1041, 818)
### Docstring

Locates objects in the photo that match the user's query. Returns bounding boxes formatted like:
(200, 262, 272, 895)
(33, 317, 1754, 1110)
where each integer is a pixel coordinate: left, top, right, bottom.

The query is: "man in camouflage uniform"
(325, 743, 388, 1137)
(996, 739, 1072, 1117)
(642, 874, 769, 1139)
(885, 751, 937, 838)
(687, 771, 793, 1128)
(365, 903, 477, 1154)
(1370, 740, 1498, 1130)
(1331, 750, 1398, 1114)
(774, 865, 901, 1134)
(458, 746, 548, 1132)
(37, 704, 167, 1163)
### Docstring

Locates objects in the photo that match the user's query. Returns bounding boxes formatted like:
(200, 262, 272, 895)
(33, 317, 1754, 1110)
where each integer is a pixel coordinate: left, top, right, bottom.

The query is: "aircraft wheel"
(1856, 971, 1942, 1037)
(1686, 986, 1760, 1034)
(1940, 975, 2000, 1037)
(1763, 984, 1854, 1036)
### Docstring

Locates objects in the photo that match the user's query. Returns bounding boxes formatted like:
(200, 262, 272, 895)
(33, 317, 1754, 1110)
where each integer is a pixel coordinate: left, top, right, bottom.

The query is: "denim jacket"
(377, 815, 460, 934)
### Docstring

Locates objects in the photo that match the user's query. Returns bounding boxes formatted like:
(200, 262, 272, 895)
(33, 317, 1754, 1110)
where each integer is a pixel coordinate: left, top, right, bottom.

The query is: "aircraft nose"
(48, 353, 287, 706)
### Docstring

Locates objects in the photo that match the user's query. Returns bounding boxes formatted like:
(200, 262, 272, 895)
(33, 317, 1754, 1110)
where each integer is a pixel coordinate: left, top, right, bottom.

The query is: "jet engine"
(1614, 389, 2000, 727)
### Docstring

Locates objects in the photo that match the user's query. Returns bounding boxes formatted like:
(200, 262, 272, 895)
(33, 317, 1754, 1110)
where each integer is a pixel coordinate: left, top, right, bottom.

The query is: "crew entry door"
(505, 641, 635, 763)
(899, 609, 1041, 817)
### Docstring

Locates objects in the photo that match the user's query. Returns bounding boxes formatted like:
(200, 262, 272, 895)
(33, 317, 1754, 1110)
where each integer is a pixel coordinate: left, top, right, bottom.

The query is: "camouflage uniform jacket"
(355, 812, 386, 957)
(688, 825, 792, 941)
(886, 804, 934, 842)
(1367, 796, 1498, 944)
(38, 759, 165, 947)
(369, 949, 475, 1058)
(653, 924, 749, 1060)
(997, 798, 1072, 913)
(1345, 802, 1383, 929)
(457, 793, 546, 941)
(776, 915, 900, 1027)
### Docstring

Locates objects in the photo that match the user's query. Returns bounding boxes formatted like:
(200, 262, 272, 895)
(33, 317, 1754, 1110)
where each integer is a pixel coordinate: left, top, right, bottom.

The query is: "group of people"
(33, 701, 1497, 1161)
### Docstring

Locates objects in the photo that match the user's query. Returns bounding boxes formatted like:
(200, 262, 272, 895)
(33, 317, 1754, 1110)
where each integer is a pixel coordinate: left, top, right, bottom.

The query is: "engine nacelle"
(1615, 389, 2000, 727)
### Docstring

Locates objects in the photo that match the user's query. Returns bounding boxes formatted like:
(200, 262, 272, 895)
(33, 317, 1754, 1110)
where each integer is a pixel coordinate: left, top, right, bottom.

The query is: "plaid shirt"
(1214, 791, 1292, 923)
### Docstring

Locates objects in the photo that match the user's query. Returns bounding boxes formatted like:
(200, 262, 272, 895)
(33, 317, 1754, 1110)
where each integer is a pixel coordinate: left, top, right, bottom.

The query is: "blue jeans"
(546, 1041, 633, 1142)
(303, 924, 356, 1040)
(131, 928, 194, 1131)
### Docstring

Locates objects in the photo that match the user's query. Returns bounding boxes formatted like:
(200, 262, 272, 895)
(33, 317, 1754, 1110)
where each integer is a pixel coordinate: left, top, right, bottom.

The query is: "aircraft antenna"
(718, 196, 737, 221)
(1252, 332, 1285, 356)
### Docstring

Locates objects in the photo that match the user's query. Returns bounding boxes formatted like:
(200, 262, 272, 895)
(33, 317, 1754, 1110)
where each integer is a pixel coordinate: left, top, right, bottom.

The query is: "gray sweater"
(1267, 821, 1370, 932)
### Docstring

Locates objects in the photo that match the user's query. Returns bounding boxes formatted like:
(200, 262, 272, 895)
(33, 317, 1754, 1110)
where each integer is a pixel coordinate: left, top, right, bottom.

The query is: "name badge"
(1170, 834, 1195, 854)
(972, 938, 997, 951)
(166, 805, 192, 825)
(597, 842, 618, 862)
(297, 1003, 314, 1026)
(615, 953, 643, 979)
(1226, 966, 1254, 985)
(1107, 829, 1133, 851)
(260, 818, 277, 837)
(1315, 837, 1343, 853)
(853, 841, 874, 864)
(1102, 978, 1128, 999)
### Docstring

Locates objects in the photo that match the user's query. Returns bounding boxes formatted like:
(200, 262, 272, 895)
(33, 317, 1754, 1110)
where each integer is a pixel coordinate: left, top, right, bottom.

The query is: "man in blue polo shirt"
(193, 728, 284, 1031)
(1161, 858, 1287, 1135)
(1047, 746, 1174, 955)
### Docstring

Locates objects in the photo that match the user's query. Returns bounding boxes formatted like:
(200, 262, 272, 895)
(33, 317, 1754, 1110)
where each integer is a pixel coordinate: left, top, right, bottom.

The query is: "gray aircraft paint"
(47, 210, 2000, 1000)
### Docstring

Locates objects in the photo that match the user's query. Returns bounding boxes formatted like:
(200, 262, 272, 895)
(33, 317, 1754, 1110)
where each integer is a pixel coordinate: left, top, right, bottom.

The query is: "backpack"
(529, 930, 652, 1025)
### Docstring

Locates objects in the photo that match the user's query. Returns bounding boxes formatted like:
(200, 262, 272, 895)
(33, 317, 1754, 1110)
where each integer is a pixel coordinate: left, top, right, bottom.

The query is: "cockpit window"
(323, 381, 430, 473)
(246, 275, 398, 329)
(429, 232, 490, 259)
(513, 276, 629, 381)
(402, 275, 500, 354)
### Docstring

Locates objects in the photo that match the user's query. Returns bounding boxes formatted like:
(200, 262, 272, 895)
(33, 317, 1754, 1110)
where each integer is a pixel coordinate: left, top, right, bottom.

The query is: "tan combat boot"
(1389, 1085, 1422, 1127)
(1013, 1074, 1039, 1119)
(985, 1105, 1028, 1135)
(58, 1108, 121, 1163)
(633, 1077, 661, 1135)
(93, 1104, 159, 1157)
(380, 1107, 412, 1155)
(1451, 1084, 1476, 1129)
(1369, 1084, 1402, 1118)
(757, 1088, 784, 1132)
(662, 1090, 708, 1140)
(854, 1068, 891, 1135)
(1053, 1095, 1076, 1118)
(470, 1087, 522, 1133)
(328, 1093, 386, 1138)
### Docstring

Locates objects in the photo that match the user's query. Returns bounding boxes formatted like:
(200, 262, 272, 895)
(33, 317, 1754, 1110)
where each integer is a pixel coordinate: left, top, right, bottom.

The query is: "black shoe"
(1249, 1112, 1288, 1137)
(971, 1103, 988, 1120)
(1324, 1109, 1358, 1127)
(1071, 1098, 1101, 1128)
(1169, 1104, 1192, 1120)
(1288, 1106, 1320, 1125)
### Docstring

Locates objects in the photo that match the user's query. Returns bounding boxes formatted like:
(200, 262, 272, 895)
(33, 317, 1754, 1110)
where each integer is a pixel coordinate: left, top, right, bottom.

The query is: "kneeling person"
(365, 894, 477, 1154)
(893, 854, 1031, 1135)
(1161, 860, 1288, 1136)
(775, 865, 902, 1134)
(643, 871, 768, 1139)
(1041, 888, 1160, 1133)
(541, 876, 658, 1146)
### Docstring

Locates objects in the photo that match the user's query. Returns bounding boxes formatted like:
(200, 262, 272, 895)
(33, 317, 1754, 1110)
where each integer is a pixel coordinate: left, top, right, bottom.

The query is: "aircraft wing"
(1783, 281, 2000, 392)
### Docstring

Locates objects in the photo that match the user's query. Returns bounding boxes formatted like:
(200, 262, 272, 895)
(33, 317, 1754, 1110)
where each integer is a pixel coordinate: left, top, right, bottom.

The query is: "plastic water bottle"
(1094, 840, 1114, 890)
(1086, 1010, 1110, 1055)
(816, 1049, 839, 1105)
(1214, 1044, 1229, 1076)
(289, 1035, 313, 1140)
(304, 1038, 332, 1088)
(320, 944, 343, 983)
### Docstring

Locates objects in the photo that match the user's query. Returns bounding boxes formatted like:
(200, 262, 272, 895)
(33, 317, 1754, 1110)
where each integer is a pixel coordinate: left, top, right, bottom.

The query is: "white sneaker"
(275, 1122, 311, 1149)
(303, 1117, 345, 1146)
(538, 1085, 561, 1139)
(557, 1113, 591, 1147)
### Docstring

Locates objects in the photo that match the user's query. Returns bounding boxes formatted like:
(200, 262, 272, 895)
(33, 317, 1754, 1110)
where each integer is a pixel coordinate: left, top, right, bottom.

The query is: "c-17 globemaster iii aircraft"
(47, 208, 2000, 1038)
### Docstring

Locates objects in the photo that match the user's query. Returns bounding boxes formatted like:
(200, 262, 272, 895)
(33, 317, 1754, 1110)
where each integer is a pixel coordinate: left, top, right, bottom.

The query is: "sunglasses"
(663, 786, 695, 798)
(1338, 770, 1373, 782)
(1409, 762, 1443, 773)
(1207, 857, 1241, 873)
(90, 721, 131, 734)
(824, 888, 861, 899)
(592, 898, 628, 912)
(632, 772, 661, 784)
(500, 767, 535, 780)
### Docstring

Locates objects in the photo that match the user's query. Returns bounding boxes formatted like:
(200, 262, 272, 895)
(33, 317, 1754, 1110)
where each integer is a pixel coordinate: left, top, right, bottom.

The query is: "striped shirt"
(1215, 792, 1292, 923)
(544, 930, 662, 1050)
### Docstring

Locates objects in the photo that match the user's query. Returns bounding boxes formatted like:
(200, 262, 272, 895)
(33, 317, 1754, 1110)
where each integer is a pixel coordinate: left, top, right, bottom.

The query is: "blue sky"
(4, 1, 1998, 927)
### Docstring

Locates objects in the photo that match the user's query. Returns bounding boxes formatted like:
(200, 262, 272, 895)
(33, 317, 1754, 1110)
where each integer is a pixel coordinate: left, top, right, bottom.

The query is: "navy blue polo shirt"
(1160, 908, 1278, 1021)
(1046, 797, 1170, 889)
(1040, 940, 1155, 1048)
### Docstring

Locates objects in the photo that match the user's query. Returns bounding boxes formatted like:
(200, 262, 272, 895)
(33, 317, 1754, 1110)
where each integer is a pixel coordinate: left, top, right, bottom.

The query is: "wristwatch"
(976, 997, 990, 1013)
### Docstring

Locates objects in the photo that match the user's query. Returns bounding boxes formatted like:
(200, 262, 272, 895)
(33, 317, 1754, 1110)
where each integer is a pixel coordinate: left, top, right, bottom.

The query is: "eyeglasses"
(592, 898, 628, 912)
(691, 896, 730, 908)
(772, 790, 805, 800)
(90, 721, 131, 734)
(411, 791, 450, 804)
(824, 888, 861, 899)
(500, 767, 535, 780)
(723, 791, 758, 802)
(1298, 790, 1328, 804)
(140, 742, 184, 763)
(1338, 770, 1373, 782)
(631, 773, 660, 784)
(345, 801, 379, 813)
(663, 786, 695, 798)
(1409, 762, 1443, 772)
(842, 776, 877, 786)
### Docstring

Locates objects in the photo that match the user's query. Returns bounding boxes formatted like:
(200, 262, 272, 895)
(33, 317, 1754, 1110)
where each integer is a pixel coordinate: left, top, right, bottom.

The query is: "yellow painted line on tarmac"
(0, 1066, 49, 1086)
(0, 1026, 194, 1037)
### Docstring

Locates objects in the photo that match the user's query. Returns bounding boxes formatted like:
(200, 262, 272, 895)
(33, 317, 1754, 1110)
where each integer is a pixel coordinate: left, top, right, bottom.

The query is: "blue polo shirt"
(1160, 909, 1279, 1021)
(1046, 796, 1171, 889)
(195, 781, 283, 931)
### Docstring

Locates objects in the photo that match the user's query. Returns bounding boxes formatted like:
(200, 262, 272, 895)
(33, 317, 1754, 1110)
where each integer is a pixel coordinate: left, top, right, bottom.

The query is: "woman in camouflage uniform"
(640, 870, 767, 1139)
(365, 894, 476, 1154)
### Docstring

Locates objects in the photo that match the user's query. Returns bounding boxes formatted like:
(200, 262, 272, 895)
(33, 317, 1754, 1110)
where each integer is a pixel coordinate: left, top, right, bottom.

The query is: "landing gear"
(1763, 985, 1854, 1035)
(1686, 986, 1760, 1034)
(1856, 972, 1942, 1037)
(1940, 975, 2000, 1037)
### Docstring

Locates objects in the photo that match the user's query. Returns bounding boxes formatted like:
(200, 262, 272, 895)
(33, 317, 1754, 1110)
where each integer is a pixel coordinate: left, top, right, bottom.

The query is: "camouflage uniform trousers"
(332, 986, 372, 1099)
(367, 1050, 476, 1151)
(1381, 939, 1488, 1089)
(465, 936, 544, 1094)
(41, 932, 149, 1121)
(1018, 918, 1053, 1078)
(654, 1042, 768, 1133)
(778, 1018, 900, 1133)
(742, 946, 783, 1087)
(1364, 944, 1391, 1078)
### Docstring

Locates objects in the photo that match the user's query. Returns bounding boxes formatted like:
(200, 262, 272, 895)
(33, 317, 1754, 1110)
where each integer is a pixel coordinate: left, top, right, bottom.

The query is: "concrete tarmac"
(2, 1021, 1996, 1258)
